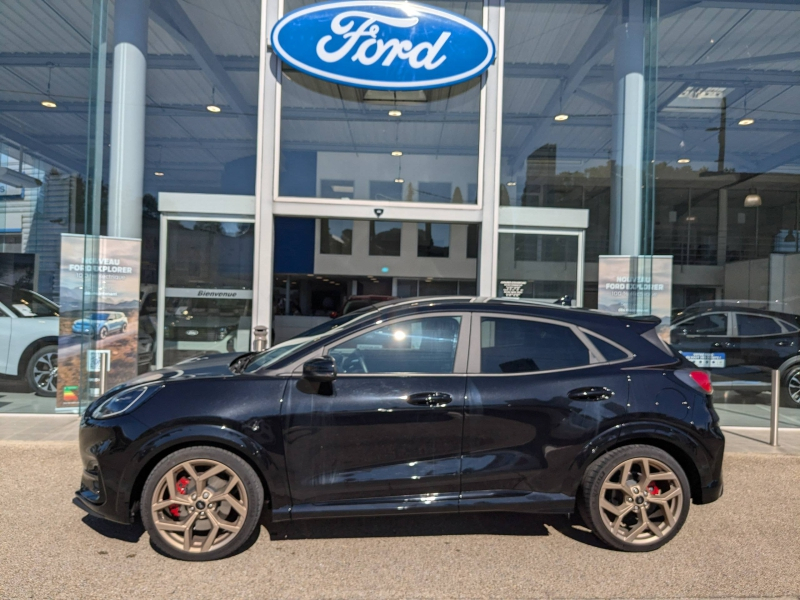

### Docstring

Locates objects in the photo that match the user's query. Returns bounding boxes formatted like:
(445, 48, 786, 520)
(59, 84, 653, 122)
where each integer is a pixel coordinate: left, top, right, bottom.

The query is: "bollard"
(770, 369, 780, 447)
(252, 325, 269, 352)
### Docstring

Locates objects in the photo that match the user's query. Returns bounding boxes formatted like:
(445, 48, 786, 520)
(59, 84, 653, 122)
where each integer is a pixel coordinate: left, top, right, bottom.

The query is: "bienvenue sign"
(271, 1, 496, 90)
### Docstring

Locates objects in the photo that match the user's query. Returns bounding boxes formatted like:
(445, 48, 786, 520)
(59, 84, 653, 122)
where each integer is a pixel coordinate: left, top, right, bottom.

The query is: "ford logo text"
(270, 1, 495, 90)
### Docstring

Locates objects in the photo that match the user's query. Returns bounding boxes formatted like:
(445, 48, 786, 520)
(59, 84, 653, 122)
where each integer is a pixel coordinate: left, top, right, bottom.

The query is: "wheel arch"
(127, 432, 275, 521)
(574, 424, 708, 504)
(17, 337, 58, 378)
(779, 356, 800, 380)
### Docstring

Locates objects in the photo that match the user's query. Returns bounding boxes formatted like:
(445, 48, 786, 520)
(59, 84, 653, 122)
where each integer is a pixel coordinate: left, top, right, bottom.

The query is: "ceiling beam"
(0, 122, 84, 174)
(0, 52, 259, 71)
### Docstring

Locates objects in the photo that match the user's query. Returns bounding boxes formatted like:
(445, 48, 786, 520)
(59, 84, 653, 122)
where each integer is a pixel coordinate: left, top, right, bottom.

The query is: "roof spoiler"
(620, 314, 662, 332)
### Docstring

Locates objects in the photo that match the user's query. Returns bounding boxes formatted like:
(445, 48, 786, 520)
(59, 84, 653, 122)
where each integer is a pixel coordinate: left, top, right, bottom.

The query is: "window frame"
(322, 311, 471, 376)
(466, 312, 612, 376)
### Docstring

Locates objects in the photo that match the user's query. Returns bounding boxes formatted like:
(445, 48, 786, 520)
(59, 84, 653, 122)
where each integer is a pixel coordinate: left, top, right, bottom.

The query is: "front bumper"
(75, 416, 148, 524)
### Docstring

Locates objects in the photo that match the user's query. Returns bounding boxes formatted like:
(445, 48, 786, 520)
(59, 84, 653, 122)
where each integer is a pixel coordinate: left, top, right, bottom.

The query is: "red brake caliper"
(168, 476, 191, 518)
(648, 482, 661, 496)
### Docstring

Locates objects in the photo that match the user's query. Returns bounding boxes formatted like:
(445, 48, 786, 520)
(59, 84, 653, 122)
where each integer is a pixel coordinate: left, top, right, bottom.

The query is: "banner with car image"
(57, 235, 141, 411)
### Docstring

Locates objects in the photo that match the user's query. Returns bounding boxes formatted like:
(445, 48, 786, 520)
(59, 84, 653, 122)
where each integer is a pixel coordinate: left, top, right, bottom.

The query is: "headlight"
(91, 384, 163, 419)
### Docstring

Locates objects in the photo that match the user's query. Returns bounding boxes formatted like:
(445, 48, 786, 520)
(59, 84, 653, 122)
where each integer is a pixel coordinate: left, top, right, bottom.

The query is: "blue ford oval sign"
(271, 1, 495, 90)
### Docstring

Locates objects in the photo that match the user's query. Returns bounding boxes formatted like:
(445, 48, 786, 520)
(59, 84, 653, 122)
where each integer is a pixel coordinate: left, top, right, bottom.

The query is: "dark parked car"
(76, 297, 724, 560)
(341, 294, 397, 315)
(670, 305, 800, 406)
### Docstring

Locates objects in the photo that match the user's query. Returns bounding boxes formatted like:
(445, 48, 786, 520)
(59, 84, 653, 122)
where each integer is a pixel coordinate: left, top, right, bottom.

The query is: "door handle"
(407, 392, 453, 406)
(776, 341, 793, 347)
(568, 387, 615, 401)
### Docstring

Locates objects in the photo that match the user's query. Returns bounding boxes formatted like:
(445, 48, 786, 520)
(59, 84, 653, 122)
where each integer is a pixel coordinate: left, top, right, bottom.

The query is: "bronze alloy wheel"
(142, 447, 264, 560)
(597, 456, 683, 545)
(580, 444, 691, 552)
(150, 459, 248, 554)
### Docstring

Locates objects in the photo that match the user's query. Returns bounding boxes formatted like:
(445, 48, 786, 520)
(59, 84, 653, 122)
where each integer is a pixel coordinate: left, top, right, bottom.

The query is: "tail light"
(676, 369, 713, 395)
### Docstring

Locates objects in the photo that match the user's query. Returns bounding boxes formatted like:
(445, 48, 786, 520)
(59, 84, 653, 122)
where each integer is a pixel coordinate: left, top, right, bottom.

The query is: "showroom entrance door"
(496, 228, 585, 305)
(155, 194, 256, 368)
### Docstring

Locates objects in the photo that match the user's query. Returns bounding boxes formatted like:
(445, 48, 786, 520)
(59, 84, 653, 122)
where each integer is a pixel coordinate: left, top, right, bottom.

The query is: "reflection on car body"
(76, 297, 724, 561)
(671, 303, 800, 406)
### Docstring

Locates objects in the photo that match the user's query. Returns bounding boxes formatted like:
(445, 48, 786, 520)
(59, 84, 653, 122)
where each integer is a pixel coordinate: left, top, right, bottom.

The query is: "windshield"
(0, 286, 59, 318)
(243, 307, 378, 373)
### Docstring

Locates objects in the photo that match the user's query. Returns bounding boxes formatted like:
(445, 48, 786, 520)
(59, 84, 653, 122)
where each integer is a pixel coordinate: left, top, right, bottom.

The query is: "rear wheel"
(579, 445, 690, 552)
(141, 446, 264, 561)
(26, 345, 58, 397)
(782, 365, 800, 408)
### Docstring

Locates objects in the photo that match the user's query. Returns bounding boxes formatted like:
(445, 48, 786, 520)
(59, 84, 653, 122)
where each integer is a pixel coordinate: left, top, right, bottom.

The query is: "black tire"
(97, 327, 108, 340)
(121, 322, 128, 333)
(26, 345, 58, 398)
(141, 446, 264, 561)
(579, 445, 691, 552)
(781, 365, 800, 409)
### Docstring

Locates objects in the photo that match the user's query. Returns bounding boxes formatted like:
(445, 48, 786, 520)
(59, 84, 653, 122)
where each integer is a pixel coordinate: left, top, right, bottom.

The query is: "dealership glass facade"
(1, 0, 799, 427)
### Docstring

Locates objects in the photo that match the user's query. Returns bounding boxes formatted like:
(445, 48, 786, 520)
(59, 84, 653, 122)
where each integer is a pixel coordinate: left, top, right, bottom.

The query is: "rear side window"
(480, 317, 589, 373)
(737, 314, 782, 336)
(586, 334, 629, 362)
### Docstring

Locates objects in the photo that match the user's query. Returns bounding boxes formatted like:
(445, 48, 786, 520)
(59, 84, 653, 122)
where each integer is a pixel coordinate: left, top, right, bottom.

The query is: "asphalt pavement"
(1, 442, 799, 599)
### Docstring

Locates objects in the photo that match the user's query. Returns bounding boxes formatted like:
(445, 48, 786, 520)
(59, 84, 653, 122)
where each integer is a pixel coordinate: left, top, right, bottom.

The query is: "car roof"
(676, 303, 799, 323)
(367, 296, 655, 328)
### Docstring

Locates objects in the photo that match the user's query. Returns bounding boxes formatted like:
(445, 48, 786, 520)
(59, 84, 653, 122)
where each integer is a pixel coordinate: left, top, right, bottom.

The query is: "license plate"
(680, 351, 726, 368)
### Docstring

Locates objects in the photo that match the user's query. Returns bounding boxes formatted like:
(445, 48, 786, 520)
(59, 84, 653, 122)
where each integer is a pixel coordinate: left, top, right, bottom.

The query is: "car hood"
(119, 352, 248, 388)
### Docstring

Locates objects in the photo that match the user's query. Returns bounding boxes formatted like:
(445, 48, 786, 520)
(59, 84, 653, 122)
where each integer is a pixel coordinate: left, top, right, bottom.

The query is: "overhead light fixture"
(506, 181, 516, 187)
(154, 171, 164, 177)
(388, 110, 402, 117)
(744, 189, 762, 207)
(554, 114, 569, 121)
(738, 117, 754, 126)
(206, 86, 221, 113)
(41, 65, 57, 108)
(677, 158, 691, 164)
(0, 167, 42, 188)
(391, 150, 403, 157)
(394, 178, 404, 183)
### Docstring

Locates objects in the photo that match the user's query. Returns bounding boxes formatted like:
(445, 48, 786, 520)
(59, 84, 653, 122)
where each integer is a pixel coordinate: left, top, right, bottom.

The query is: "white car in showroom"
(0, 284, 60, 397)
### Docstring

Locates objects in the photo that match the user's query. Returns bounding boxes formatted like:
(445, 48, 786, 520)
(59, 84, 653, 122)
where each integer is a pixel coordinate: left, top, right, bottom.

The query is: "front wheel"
(579, 445, 691, 552)
(96, 327, 108, 340)
(26, 345, 58, 397)
(141, 446, 264, 561)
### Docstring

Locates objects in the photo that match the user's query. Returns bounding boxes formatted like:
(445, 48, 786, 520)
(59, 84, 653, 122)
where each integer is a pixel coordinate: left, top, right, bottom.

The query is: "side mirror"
(303, 355, 336, 383)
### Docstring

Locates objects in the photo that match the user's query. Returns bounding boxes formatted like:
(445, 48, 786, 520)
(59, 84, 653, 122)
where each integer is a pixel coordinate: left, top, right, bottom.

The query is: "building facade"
(1, 0, 799, 424)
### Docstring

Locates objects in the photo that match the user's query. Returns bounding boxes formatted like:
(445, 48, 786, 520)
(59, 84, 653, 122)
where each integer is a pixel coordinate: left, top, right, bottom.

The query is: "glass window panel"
(480, 317, 589, 373)
(466, 224, 480, 259)
(329, 316, 462, 374)
(419, 279, 458, 296)
(279, 0, 482, 203)
(587, 334, 628, 362)
(737, 314, 782, 337)
(369, 221, 402, 256)
(320, 219, 353, 255)
(679, 314, 727, 336)
(417, 223, 450, 257)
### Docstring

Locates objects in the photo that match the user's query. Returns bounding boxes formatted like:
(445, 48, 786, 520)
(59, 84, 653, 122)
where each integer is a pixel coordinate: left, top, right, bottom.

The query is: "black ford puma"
(76, 297, 724, 560)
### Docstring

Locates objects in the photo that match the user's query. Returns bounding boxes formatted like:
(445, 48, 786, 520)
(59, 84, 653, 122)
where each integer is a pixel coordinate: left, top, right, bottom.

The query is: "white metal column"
(252, 0, 280, 348)
(609, 0, 645, 256)
(478, 0, 505, 296)
(108, 0, 149, 239)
